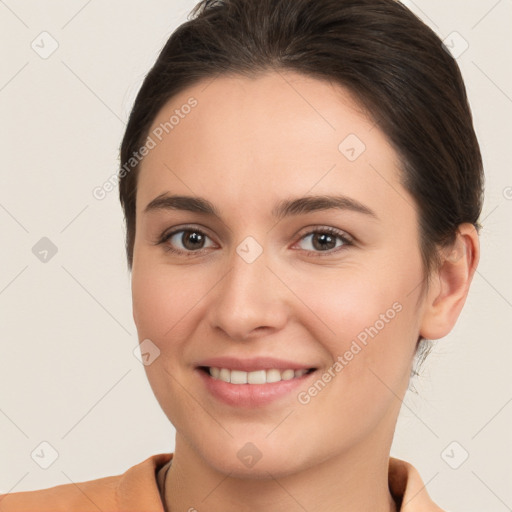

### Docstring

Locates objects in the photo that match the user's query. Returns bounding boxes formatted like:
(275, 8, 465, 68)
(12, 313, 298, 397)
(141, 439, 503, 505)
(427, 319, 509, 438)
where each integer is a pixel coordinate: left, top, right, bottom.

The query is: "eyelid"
(294, 224, 354, 244)
(156, 223, 214, 243)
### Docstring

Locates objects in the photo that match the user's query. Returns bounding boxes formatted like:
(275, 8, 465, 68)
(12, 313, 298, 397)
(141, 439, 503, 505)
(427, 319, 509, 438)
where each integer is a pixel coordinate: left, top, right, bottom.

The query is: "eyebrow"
(143, 193, 378, 220)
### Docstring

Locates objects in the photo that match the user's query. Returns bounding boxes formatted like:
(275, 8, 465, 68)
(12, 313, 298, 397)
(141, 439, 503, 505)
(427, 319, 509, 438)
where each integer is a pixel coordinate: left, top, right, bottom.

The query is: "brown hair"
(118, 0, 484, 366)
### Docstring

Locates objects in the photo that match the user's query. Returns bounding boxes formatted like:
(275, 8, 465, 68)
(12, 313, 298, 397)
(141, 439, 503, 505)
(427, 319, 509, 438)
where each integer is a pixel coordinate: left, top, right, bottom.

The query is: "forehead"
(136, 70, 410, 222)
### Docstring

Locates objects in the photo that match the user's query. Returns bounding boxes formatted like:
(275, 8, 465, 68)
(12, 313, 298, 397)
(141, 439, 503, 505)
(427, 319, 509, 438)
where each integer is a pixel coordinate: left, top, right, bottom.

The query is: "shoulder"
(389, 457, 446, 512)
(0, 474, 119, 512)
(0, 453, 172, 512)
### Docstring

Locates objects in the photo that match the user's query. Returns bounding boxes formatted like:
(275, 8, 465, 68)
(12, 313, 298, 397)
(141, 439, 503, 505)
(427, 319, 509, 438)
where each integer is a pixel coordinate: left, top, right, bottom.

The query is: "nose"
(207, 246, 289, 341)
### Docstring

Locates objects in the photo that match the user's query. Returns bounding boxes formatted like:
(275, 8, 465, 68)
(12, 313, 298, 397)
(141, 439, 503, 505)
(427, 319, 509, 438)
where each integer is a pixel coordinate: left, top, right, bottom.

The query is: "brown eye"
(311, 232, 337, 251)
(161, 228, 215, 254)
(295, 227, 353, 255)
(180, 231, 206, 250)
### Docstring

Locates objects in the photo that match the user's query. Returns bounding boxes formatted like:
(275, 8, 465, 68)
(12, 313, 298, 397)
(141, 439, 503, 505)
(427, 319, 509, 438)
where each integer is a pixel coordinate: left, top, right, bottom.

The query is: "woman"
(0, 0, 483, 510)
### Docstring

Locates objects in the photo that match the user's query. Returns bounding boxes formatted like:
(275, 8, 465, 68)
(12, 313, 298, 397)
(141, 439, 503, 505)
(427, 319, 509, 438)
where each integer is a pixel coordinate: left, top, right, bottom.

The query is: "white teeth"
(266, 368, 281, 383)
(207, 367, 312, 384)
(230, 370, 247, 384)
(281, 369, 295, 380)
(247, 370, 266, 384)
(219, 368, 230, 383)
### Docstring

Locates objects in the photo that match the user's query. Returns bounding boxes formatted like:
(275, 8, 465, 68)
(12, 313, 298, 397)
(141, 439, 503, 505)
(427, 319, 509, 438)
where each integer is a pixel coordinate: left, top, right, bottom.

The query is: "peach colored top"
(0, 453, 445, 511)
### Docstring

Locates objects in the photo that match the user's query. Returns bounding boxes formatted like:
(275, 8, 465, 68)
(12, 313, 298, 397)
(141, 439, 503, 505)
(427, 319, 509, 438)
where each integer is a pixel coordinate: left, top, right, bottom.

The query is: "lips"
(194, 356, 318, 407)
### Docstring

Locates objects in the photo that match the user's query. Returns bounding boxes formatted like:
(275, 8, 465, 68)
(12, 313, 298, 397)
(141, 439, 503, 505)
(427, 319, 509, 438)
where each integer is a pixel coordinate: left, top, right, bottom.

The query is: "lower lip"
(197, 368, 316, 407)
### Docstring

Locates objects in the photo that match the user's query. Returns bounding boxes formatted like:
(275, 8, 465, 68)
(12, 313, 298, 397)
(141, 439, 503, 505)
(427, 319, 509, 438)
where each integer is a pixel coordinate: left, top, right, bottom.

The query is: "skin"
(131, 70, 479, 512)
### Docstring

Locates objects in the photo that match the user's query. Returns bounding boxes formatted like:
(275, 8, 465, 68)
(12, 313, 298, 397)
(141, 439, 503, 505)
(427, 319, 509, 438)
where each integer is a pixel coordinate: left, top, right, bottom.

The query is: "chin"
(210, 451, 304, 479)
(191, 434, 313, 479)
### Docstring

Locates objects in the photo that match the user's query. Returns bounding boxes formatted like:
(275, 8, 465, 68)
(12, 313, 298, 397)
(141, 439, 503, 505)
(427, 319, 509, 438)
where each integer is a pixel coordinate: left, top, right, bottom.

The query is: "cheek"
(132, 263, 203, 344)
(290, 268, 398, 339)
(131, 264, 205, 425)
(290, 267, 417, 387)
(294, 279, 416, 439)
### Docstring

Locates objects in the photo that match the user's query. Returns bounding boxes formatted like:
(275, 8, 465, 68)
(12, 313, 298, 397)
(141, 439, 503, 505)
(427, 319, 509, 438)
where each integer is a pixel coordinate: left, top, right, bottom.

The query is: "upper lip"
(196, 356, 316, 372)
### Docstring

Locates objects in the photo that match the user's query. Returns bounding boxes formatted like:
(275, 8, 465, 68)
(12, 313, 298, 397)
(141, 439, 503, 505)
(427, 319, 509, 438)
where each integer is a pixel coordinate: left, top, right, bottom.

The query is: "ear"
(419, 223, 480, 340)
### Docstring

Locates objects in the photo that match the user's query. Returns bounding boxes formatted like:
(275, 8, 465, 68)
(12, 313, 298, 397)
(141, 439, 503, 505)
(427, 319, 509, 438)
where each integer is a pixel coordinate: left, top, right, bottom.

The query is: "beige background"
(0, 0, 511, 510)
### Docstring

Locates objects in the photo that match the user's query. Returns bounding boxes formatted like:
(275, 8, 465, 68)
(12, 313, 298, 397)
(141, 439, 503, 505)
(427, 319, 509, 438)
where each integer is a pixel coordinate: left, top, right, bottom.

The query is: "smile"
(205, 367, 315, 384)
(196, 363, 318, 407)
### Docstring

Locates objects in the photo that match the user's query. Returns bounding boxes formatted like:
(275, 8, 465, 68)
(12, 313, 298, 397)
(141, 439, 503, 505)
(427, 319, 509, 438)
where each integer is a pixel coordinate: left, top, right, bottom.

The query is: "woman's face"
(131, 70, 431, 476)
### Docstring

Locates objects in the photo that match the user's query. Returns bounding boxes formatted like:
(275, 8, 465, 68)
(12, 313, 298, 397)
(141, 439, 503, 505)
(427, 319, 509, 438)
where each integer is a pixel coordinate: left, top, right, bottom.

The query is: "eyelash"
(156, 225, 354, 258)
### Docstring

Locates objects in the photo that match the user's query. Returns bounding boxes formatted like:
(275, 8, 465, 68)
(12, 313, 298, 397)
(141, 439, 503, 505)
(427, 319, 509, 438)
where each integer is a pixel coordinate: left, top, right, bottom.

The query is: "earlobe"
(419, 224, 480, 340)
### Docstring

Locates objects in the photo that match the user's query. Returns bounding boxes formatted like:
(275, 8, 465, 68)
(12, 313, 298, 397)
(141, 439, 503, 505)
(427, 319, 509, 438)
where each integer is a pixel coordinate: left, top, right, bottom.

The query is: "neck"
(164, 433, 399, 512)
